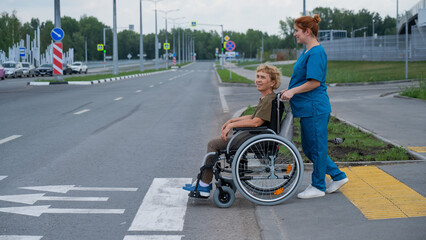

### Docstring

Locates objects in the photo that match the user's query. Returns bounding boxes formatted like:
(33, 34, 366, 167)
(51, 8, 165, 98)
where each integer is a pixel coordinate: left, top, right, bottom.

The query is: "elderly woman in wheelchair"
(183, 64, 304, 208)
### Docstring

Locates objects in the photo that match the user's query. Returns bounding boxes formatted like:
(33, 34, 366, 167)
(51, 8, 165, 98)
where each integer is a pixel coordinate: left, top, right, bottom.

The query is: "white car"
(71, 62, 88, 74)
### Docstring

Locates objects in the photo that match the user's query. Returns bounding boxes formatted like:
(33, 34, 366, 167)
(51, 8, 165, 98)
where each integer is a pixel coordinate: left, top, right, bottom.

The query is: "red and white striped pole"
(53, 42, 63, 76)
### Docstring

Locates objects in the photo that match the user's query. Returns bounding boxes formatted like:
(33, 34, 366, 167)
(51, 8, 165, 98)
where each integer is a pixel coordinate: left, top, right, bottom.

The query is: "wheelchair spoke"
(233, 137, 303, 205)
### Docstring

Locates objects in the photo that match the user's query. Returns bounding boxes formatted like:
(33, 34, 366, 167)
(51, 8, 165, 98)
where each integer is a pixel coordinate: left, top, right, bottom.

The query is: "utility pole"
(113, 0, 119, 75)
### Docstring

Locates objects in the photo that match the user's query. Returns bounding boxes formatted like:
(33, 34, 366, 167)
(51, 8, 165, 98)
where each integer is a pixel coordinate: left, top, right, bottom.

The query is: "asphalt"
(224, 62, 426, 240)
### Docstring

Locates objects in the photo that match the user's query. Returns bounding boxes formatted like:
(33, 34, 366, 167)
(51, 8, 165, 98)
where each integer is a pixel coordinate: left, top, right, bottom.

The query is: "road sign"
(51, 27, 64, 41)
(163, 43, 170, 50)
(225, 35, 230, 41)
(225, 41, 236, 51)
(53, 42, 63, 75)
(191, 21, 197, 27)
(19, 47, 25, 57)
(97, 44, 104, 51)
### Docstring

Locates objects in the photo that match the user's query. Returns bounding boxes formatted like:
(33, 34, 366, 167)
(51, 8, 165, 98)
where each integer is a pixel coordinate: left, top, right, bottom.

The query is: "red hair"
(294, 14, 321, 37)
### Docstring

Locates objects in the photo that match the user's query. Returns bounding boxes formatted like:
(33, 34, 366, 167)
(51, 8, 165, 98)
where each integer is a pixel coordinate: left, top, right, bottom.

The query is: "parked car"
(21, 62, 37, 77)
(0, 64, 5, 80)
(63, 64, 73, 75)
(36, 64, 53, 76)
(3, 61, 24, 78)
(71, 61, 88, 74)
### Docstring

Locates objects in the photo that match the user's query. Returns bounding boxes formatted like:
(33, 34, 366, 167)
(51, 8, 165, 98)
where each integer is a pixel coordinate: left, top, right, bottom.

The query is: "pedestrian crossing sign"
(97, 44, 104, 51)
(191, 21, 197, 27)
(163, 43, 170, 50)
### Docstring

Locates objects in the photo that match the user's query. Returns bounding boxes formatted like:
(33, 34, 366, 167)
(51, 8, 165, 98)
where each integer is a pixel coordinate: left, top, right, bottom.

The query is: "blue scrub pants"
(300, 113, 347, 191)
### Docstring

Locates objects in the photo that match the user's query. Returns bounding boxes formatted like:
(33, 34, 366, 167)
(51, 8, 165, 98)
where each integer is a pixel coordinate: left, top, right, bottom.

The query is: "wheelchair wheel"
(232, 134, 303, 206)
(213, 186, 235, 208)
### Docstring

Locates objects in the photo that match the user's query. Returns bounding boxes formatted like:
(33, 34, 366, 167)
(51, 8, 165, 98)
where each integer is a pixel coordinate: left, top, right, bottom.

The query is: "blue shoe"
(185, 181, 212, 190)
(182, 184, 211, 197)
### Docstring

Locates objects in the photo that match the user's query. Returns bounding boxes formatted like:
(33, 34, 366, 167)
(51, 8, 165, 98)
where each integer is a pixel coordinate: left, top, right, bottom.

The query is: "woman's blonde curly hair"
(256, 63, 282, 90)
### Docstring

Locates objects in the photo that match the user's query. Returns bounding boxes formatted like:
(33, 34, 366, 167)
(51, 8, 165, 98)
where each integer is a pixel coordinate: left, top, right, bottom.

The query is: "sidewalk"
(227, 62, 426, 160)
(225, 63, 426, 240)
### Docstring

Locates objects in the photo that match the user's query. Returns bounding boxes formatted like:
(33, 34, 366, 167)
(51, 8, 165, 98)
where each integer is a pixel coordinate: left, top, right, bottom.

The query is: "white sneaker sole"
(326, 178, 349, 194)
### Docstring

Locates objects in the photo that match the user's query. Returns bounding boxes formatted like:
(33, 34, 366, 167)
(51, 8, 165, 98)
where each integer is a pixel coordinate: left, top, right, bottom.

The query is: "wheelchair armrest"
(233, 126, 268, 132)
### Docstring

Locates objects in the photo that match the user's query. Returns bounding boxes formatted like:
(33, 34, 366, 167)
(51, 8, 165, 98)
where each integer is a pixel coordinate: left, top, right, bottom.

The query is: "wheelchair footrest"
(188, 191, 209, 199)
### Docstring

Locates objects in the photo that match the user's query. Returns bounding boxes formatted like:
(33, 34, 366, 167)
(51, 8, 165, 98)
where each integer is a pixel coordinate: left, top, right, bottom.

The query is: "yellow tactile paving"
(338, 166, 426, 220)
(407, 146, 426, 153)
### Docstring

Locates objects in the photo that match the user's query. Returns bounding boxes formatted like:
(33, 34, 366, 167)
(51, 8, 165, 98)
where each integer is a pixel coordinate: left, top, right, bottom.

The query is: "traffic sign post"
(19, 47, 25, 58)
(225, 41, 236, 51)
(51, 28, 64, 41)
(53, 42, 63, 76)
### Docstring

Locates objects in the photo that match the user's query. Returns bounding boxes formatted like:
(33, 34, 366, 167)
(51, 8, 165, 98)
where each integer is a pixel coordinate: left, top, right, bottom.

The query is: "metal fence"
(320, 26, 426, 61)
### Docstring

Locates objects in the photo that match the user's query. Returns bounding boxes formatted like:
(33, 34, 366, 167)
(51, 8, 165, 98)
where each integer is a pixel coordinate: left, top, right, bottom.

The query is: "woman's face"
(256, 71, 275, 92)
(294, 24, 308, 44)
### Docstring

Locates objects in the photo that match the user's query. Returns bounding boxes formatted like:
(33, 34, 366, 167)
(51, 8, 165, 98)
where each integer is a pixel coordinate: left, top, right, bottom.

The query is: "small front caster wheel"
(213, 186, 235, 208)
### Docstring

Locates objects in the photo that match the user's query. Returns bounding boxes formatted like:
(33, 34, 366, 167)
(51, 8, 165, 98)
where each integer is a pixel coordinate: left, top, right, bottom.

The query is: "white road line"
(149, 85, 154, 88)
(0, 236, 43, 240)
(0, 135, 22, 145)
(218, 87, 229, 113)
(128, 178, 191, 232)
(136, 90, 142, 93)
(74, 109, 90, 115)
(114, 97, 123, 101)
(123, 236, 184, 240)
(0, 176, 7, 181)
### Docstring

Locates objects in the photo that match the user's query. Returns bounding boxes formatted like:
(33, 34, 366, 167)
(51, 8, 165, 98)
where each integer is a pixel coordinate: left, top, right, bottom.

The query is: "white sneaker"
(326, 178, 349, 194)
(297, 185, 325, 199)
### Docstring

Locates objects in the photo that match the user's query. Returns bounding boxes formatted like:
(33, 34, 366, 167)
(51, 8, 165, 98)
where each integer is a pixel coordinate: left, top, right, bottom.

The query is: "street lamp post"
(158, 9, 179, 69)
(113, 0, 118, 75)
(139, 0, 144, 72)
(145, 0, 163, 70)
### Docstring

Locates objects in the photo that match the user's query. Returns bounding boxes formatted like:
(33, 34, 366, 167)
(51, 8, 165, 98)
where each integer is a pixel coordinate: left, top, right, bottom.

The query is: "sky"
(2, 0, 421, 36)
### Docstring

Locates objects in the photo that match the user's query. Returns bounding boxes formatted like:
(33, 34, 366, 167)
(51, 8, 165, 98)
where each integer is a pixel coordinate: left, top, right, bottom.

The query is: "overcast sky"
(2, 0, 421, 36)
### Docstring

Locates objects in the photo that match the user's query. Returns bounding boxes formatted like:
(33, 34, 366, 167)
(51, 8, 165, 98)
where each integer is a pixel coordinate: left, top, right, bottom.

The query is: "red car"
(0, 64, 5, 80)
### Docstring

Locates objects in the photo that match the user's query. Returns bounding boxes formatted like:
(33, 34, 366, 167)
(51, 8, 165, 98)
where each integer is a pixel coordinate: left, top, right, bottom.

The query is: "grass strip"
(278, 61, 426, 83)
(35, 68, 167, 82)
(242, 106, 412, 162)
(401, 80, 426, 100)
(216, 68, 253, 84)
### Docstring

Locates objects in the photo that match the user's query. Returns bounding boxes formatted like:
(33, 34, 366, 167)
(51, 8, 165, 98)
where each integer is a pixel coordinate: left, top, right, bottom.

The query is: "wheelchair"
(189, 93, 304, 208)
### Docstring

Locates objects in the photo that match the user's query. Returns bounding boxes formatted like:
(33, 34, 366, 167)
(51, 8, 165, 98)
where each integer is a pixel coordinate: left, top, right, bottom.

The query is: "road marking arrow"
(0, 236, 43, 240)
(0, 193, 108, 205)
(0, 205, 125, 217)
(20, 185, 138, 193)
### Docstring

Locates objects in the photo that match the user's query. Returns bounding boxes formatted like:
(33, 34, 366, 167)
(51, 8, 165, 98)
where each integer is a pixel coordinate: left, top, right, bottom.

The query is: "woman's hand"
(281, 89, 294, 101)
(221, 124, 232, 141)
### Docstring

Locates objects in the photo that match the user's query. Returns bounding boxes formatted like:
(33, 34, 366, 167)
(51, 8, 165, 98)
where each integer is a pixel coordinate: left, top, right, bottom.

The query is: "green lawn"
(242, 106, 412, 162)
(279, 61, 426, 83)
(401, 80, 426, 100)
(216, 68, 253, 84)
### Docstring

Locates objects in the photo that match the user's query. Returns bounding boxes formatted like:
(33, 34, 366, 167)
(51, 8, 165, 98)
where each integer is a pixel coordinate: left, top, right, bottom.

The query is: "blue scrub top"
(289, 45, 331, 118)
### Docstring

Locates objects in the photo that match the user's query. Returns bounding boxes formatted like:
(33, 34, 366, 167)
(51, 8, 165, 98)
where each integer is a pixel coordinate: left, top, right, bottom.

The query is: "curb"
(27, 69, 176, 86)
(328, 79, 417, 87)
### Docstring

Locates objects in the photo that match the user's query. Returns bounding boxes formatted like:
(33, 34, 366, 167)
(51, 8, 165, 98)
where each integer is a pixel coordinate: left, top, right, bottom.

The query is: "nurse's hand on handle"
(280, 89, 294, 101)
